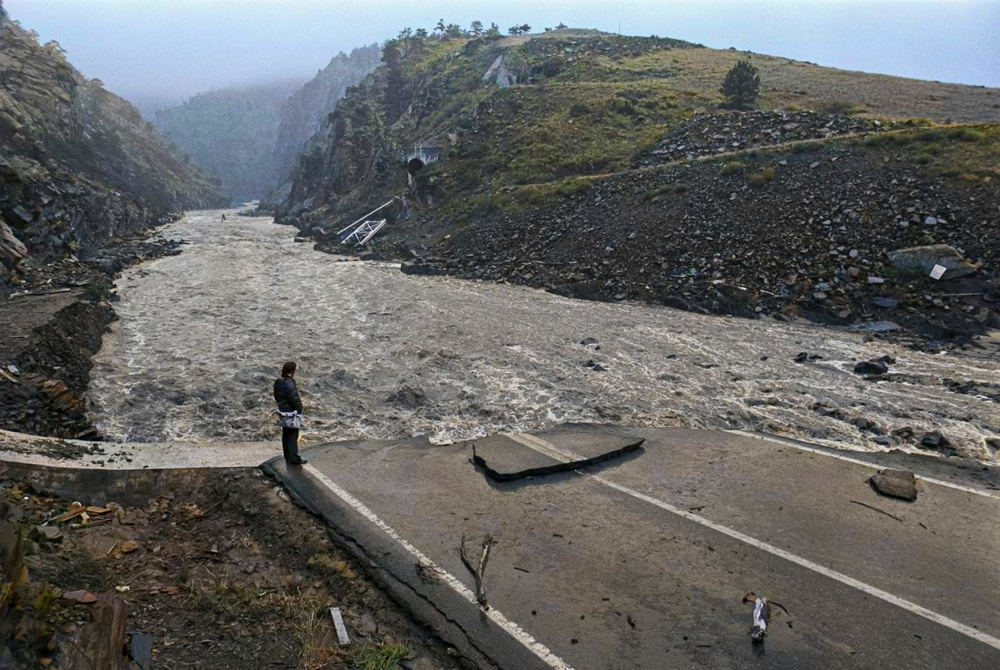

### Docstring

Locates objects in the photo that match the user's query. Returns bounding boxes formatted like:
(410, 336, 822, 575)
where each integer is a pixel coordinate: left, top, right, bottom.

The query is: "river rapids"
(88, 212, 1000, 459)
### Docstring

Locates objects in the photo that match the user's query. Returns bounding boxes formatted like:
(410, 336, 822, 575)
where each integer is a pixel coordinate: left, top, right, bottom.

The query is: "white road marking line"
(727, 430, 1000, 500)
(301, 464, 575, 670)
(508, 433, 1000, 652)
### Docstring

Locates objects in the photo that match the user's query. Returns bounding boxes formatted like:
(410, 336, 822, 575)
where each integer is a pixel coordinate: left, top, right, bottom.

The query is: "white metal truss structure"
(336, 198, 400, 246)
(341, 219, 387, 246)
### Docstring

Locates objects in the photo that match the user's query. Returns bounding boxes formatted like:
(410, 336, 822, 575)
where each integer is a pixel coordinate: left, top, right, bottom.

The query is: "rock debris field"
(89, 213, 1000, 460)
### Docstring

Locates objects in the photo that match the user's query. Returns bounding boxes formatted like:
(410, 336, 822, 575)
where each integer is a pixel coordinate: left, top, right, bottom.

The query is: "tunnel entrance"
(406, 157, 426, 175)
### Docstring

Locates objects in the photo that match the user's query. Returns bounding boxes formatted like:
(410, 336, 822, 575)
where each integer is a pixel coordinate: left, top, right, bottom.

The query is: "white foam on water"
(88, 213, 1000, 458)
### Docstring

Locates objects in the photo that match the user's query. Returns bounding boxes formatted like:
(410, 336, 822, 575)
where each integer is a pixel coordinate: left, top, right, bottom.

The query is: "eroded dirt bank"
(89, 212, 1000, 460)
(0, 235, 187, 438)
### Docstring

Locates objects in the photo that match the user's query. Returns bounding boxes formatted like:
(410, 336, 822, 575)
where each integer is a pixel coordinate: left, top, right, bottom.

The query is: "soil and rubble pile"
(638, 110, 897, 166)
(402, 127, 1000, 345)
(0, 472, 462, 669)
(0, 235, 189, 438)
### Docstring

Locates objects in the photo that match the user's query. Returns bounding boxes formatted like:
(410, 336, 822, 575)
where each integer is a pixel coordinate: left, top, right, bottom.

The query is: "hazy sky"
(6, 0, 999, 111)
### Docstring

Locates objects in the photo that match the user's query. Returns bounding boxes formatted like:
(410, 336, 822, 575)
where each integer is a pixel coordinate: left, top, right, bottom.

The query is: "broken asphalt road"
(265, 425, 1000, 669)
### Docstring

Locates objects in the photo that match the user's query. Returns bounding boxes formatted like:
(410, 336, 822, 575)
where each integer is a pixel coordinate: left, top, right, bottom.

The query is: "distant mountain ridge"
(152, 44, 381, 203)
(271, 44, 382, 189)
(155, 80, 304, 203)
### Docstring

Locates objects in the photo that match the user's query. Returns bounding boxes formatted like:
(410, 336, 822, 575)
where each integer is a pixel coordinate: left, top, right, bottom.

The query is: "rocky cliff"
(153, 45, 381, 204)
(270, 44, 381, 191)
(0, 13, 225, 275)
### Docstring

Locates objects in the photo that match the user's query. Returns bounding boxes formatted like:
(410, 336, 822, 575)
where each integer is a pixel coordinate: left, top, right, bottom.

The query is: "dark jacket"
(274, 376, 303, 414)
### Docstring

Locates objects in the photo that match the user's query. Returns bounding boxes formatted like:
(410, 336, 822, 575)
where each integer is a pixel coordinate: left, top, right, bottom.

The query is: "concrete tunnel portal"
(404, 145, 440, 175)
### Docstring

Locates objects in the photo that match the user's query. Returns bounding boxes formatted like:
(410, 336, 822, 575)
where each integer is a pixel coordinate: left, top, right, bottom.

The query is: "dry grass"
(606, 48, 1000, 123)
(307, 552, 358, 580)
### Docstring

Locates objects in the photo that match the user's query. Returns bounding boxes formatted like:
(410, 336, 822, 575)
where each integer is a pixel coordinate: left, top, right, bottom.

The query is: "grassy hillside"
(276, 28, 999, 340)
(279, 29, 999, 231)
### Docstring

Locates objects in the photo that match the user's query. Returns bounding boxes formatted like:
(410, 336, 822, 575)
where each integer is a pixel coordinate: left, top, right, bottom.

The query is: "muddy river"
(88, 212, 1000, 459)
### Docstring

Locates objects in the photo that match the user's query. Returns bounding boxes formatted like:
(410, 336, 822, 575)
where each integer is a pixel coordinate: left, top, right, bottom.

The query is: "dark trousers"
(281, 427, 300, 463)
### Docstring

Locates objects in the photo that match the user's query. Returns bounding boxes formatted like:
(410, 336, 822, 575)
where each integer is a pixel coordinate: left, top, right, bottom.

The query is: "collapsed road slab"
(266, 425, 1000, 669)
(470, 426, 644, 481)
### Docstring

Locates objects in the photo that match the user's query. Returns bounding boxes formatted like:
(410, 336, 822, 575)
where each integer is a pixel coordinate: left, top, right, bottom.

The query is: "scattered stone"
(851, 417, 880, 432)
(63, 589, 99, 604)
(580, 337, 599, 346)
(869, 469, 918, 501)
(873, 297, 898, 309)
(918, 431, 955, 456)
(31, 525, 62, 542)
(986, 438, 1000, 458)
(129, 633, 154, 670)
(853, 360, 889, 376)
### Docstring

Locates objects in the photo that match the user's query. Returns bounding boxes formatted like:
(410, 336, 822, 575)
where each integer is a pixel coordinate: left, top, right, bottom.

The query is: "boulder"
(918, 431, 956, 456)
(0, 218, 27, 272)
(400, 260, 443, 276)
(853, 360, 889, 376)
(886, 245, 979, 280)
(869, 469, 917, 501)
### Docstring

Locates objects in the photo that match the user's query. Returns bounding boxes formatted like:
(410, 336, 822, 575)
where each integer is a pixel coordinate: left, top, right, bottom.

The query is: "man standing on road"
(273, 361, 306, 465)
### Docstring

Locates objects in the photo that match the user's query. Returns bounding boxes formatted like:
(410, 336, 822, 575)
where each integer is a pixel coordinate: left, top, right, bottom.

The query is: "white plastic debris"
(751, 597, 770, 642)
(329, 607, 350, 645)
(929, 264, 947, 280)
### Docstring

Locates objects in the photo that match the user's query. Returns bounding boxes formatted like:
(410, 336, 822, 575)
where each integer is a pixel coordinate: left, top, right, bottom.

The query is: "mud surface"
(8, 472, 461, 669)
(90, 212, 1000, 459)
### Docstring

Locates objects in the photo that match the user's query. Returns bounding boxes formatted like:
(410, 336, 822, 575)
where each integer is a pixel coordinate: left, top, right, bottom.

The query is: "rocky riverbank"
(396, 130, 1000, 351)
(0, 233, 187, 438)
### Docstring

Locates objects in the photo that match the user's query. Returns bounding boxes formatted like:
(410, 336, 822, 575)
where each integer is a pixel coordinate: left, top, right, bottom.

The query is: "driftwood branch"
(460, 534, 495, 609)
(850, 499, 904, 522)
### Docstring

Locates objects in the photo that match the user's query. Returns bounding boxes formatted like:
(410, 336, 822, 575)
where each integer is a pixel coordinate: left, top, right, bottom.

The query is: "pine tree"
(470, 20, 484, 36)
(720, 60, 760, 109)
